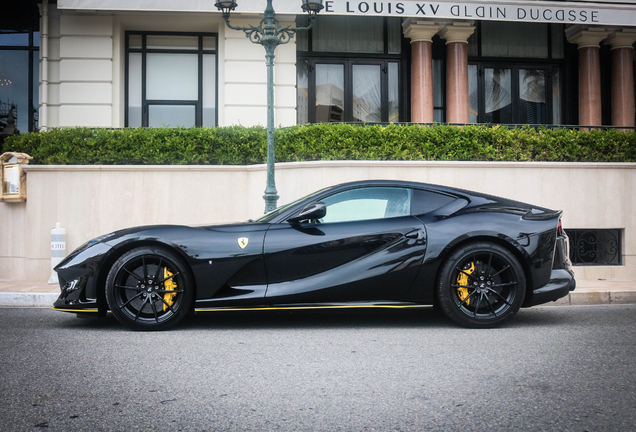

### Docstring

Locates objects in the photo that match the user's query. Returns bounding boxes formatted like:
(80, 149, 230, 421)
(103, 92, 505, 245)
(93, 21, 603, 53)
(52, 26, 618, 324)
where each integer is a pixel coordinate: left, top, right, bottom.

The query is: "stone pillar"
(439, 23, 475, 124)
(403, 19, 442, 123)
(605, 29, 636, 128)
(566, 27, 610, 127)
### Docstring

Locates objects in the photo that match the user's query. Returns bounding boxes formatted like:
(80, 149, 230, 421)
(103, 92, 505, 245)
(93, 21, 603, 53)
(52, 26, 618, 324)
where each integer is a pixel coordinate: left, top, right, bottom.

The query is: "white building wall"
(58, 14, 114, 127)
(44, 5, 62, 128)
(274, 33, 300, 127)
(223, 18, 298, 127)
(113, 12, 225, 127)
(40, 10, 299, 129)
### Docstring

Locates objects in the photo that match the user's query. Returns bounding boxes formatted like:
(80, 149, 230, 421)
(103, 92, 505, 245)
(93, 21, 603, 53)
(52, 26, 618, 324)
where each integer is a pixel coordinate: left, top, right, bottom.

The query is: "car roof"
(265, 180, 550, 223)
(324, 180, 475, 198)
(318, 180, 547, 212)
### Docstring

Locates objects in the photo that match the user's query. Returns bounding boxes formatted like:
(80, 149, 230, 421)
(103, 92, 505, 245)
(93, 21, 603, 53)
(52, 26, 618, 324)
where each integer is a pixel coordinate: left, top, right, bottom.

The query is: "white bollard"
(48, 222, 66, 284)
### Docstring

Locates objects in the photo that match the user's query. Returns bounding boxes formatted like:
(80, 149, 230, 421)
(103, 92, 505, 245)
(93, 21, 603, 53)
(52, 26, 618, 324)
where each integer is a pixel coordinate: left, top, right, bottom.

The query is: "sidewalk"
(0, 279, 61, 307)
(1, 278, 635, 308)
(555, 279, 636, 306)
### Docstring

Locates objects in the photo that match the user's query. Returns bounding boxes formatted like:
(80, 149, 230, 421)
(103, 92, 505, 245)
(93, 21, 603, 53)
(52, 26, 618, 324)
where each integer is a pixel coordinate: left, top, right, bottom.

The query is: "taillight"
(557, 219, 563, 236)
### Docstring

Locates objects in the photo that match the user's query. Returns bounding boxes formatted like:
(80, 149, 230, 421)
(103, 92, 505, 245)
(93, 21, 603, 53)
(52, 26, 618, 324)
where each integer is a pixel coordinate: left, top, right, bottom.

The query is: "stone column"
(403, 19, 442, 123)
(566, 27, 610, 127)
(605, 29, 636, 128)
(439, 23, 475, 124)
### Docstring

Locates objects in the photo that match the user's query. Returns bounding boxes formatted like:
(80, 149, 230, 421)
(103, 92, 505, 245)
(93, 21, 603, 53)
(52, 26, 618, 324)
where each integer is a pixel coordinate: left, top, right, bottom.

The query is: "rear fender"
(439, 232, 535, 285)
(405, 231, 534, 304)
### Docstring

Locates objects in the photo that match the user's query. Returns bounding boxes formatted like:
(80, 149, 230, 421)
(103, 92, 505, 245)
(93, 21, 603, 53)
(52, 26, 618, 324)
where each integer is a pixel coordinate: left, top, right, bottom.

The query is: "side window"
(411, 189, 457, 215)
(321, 187, 411, 223)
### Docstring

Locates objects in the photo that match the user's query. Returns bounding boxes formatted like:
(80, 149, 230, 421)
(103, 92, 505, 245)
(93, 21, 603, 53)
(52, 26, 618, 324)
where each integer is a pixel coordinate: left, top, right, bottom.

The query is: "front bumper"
(52, 276, 98, 312)
(52, 242, 114, 313)
(525, 268, 576, 307)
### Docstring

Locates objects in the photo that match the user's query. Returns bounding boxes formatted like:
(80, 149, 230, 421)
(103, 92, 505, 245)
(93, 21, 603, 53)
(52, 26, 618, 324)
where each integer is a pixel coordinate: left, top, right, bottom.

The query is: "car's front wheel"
(106, 247, 193, 331)
(437, 242, 526, 328)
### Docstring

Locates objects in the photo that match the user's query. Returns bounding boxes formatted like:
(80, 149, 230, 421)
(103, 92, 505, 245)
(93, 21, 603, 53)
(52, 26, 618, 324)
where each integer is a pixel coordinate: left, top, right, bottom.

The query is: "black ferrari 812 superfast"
(53, 180, 575, 330)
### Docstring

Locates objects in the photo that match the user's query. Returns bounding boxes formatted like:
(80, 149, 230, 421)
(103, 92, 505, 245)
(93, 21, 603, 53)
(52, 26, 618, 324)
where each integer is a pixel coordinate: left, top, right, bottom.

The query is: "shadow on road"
(50, 304, 574, 332)
(183, 307, 451, 330)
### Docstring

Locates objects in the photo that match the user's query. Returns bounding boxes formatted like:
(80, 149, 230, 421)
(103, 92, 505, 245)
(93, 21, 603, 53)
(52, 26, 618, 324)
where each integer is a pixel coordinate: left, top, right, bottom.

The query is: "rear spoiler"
(522, 208, 562, 221)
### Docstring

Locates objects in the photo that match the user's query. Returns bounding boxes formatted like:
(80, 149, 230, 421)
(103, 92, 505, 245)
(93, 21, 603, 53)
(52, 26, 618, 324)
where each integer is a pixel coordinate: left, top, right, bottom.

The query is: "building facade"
(1, 0, 635, 135)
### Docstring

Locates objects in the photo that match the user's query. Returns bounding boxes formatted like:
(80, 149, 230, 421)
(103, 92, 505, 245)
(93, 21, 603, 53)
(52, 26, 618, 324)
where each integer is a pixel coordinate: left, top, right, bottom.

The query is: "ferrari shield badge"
(238, 237, 249, 249)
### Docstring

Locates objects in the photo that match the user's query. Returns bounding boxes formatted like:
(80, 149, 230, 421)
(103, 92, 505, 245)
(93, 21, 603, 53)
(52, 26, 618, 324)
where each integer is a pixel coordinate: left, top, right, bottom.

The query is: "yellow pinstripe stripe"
(53, 305, 433, 313)
(195, 304, 432, 312)
(52, 308, 98, 312)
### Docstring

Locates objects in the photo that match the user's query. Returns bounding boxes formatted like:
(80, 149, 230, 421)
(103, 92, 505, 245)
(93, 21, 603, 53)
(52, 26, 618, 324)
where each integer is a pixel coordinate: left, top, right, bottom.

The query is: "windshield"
(255, 186, 333, 223)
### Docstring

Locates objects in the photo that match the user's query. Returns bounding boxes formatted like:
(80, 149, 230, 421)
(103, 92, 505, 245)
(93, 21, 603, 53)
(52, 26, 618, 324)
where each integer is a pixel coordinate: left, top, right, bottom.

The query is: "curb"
(0, 292, 59, 308)
(540, 291, 636, 306)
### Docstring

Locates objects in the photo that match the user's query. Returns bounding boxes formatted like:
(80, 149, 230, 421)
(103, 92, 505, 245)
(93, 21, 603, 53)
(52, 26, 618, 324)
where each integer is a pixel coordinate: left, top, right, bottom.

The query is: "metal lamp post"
(215, 0, 324, 213)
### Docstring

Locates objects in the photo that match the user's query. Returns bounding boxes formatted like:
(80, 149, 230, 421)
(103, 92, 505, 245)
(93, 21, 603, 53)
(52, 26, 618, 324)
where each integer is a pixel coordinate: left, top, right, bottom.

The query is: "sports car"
(53, 180, 575, 330)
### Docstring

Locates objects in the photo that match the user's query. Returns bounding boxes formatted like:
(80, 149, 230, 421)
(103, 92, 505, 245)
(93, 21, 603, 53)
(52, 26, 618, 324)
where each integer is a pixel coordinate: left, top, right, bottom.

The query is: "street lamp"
(215, 0, 324, 213)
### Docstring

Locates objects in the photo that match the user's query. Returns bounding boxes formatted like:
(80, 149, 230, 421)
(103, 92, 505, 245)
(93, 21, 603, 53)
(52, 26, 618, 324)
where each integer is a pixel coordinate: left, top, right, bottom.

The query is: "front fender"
(55, 233, 192, 309)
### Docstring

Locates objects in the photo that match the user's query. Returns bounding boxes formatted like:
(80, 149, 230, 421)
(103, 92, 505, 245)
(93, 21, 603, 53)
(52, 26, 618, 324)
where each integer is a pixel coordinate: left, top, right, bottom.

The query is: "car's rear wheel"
(106, 247, 193, 331)
(437, 242, 526, 328)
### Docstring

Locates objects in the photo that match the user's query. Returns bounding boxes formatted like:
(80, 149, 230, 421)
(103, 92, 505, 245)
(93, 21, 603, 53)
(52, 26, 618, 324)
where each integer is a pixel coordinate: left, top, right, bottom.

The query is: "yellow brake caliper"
(163, 267, 177, 312)
(456, 262, 475, 305)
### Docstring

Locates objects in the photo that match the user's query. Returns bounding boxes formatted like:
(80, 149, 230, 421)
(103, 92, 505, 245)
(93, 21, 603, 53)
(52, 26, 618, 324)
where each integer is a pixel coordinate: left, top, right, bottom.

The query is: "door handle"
(405, 229, 424, 239)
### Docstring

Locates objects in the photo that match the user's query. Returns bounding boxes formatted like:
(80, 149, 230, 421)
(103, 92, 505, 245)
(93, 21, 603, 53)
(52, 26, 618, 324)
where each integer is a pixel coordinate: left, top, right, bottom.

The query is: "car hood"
(102, 220, 258, 240)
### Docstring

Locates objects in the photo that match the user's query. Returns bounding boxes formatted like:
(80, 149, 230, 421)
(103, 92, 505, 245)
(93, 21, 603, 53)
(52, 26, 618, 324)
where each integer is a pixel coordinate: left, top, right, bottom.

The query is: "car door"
(262, 186, 427, 304)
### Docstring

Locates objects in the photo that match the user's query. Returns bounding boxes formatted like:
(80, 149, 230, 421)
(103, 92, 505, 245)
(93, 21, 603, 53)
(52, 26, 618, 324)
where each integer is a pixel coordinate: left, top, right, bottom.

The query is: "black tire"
(437, 242, 526, 328)
(106, 247, 194, 331)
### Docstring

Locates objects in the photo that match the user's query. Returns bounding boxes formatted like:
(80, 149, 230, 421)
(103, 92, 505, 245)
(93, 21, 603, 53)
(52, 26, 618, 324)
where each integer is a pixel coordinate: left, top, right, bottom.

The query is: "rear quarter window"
(411, 189, 457, 215)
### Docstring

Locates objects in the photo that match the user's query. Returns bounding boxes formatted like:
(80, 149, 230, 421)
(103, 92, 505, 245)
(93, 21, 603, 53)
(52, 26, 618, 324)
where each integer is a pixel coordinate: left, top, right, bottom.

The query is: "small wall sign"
(0, 152, 33, 203)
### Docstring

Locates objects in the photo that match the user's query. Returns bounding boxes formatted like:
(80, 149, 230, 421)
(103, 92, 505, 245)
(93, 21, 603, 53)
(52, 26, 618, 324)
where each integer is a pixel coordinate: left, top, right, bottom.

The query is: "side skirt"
(195, 302, 433, 313)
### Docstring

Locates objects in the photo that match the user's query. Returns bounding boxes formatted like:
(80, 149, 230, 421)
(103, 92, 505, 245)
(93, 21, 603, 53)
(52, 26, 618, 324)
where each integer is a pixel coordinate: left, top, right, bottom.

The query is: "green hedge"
(4, 124, 636, 164)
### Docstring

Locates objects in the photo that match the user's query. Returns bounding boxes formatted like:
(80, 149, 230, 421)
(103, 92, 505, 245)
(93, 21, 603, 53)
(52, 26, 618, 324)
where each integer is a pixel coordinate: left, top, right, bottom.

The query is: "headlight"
(77, 233, 115, 250)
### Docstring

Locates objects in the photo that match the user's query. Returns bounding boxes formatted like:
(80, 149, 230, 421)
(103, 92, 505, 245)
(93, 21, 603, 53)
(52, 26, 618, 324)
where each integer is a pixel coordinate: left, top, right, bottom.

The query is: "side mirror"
(288, 201, 326, 224)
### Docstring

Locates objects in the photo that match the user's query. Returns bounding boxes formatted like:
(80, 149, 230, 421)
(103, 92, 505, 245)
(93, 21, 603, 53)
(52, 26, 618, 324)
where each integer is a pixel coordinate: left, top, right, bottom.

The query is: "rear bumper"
(525, 268, 576, 307)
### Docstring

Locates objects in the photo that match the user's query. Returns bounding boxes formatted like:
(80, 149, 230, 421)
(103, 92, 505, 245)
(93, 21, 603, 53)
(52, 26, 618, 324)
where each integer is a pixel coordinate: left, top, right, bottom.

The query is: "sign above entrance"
(58, 0, 636, 27)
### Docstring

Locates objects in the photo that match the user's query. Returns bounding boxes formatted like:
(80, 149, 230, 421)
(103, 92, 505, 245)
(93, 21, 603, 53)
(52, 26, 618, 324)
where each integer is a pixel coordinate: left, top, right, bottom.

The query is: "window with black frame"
(0, 3, 40, 135)
(296, 16, 407, 124)
(467, 22, 565, 125)
(126, 32, 217, 128)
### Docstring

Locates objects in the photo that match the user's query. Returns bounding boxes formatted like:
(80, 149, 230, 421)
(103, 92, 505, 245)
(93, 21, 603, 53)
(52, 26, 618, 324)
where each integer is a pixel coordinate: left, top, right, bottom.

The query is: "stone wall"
(1, 161, 634, 282)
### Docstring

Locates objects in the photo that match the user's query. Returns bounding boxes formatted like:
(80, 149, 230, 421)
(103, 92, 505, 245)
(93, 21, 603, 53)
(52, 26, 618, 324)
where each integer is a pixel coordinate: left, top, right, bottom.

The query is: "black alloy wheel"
(106, 247, 194, 331)
(437, 242, 526, 328)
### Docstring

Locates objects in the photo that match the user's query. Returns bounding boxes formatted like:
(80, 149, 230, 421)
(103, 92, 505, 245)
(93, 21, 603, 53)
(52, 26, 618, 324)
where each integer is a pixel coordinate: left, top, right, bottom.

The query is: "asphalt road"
(1, 305, 636, 432)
